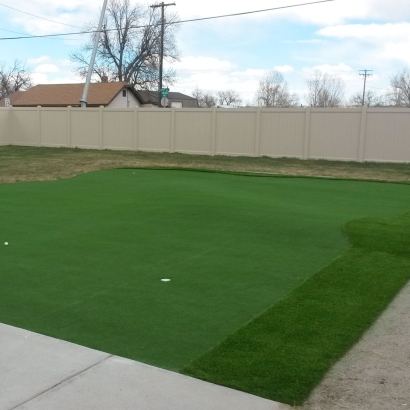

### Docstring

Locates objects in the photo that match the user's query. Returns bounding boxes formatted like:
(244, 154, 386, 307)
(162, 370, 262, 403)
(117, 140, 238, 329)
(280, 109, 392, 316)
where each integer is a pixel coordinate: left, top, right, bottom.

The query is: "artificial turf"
(182, 211, 410, 405)
(1, 169, 410, 395)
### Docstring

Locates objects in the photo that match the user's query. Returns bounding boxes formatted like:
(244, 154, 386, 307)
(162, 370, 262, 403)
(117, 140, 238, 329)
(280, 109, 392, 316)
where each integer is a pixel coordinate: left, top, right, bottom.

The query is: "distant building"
(137, 90, 198, 108)
(12, 80, 198, 108)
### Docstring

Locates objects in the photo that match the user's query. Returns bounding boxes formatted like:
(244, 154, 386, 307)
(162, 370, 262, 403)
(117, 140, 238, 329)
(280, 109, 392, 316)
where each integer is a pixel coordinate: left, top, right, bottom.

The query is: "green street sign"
(161, 87, 169, 98)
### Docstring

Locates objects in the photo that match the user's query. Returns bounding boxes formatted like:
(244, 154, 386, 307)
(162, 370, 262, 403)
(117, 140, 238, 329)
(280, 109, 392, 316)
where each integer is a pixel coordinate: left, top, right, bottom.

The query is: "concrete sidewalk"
(0, 323, 291, 410)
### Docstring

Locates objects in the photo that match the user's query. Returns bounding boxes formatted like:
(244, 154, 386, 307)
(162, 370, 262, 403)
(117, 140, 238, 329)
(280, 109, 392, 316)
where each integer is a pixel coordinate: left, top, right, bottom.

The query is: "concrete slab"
(1, 324, 290, 410)
(0, 324, 110, 410)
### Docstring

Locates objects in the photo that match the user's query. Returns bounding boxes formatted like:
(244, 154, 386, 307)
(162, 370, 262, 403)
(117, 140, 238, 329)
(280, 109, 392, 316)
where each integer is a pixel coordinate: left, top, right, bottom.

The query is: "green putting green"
(1, 169, 409, 377)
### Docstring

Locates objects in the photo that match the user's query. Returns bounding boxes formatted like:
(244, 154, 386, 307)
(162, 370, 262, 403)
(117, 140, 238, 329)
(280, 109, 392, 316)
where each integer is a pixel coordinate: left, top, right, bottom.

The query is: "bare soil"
(299, 281, 410, 410)
(1, 145, 410, 410)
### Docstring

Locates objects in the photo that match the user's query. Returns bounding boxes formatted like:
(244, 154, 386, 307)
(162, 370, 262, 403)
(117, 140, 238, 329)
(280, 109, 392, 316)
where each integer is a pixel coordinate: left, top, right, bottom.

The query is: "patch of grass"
(182, 212, 410, 406)
(1, 170, 410, 371)
(1, 145, 410, 184)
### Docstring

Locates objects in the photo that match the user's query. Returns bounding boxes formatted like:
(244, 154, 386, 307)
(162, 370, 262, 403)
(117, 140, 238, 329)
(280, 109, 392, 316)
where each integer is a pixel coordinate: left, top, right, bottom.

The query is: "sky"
(0, 0, 410, 104)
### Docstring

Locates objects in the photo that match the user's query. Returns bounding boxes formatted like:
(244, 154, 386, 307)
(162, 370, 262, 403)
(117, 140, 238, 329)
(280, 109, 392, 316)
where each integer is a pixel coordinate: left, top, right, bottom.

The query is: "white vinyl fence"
(1, 106, 410, 163)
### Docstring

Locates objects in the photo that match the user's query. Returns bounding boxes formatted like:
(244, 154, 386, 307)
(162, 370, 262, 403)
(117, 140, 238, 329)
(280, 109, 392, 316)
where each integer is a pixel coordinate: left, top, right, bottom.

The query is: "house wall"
(108, 90, 141, 108)
(168, 98, 198, 108)
(1, 106, 410, 163)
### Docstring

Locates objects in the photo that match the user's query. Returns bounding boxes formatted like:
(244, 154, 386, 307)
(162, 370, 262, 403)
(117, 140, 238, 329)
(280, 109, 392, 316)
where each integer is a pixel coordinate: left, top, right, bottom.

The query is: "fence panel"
(216, 110, 256, 156)
(40, 109, 68, 147)
(1, 107, 409, 163)
(12, 108, 39, 146)
(260, 110, 305, 158)
(309, 110, 362, 161)
(137, 110, 172, 152)
(71, 109, 101, 148)
(174, 110, 212, 154)
(0, 109, 11, 145)
(103, 110, 134, 150)
(365, 109, 410, 162)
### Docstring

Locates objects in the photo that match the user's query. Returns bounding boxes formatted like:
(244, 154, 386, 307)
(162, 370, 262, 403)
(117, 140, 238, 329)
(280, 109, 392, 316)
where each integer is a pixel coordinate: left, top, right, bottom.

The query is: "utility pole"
(359, 69, 373, 107)
(150, 2, 176, 107)
(80, 0, 109, 108)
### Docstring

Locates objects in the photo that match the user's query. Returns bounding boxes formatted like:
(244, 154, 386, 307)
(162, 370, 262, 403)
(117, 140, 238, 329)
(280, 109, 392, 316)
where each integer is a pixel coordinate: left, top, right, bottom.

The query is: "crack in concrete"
(9, 354, 114, 410)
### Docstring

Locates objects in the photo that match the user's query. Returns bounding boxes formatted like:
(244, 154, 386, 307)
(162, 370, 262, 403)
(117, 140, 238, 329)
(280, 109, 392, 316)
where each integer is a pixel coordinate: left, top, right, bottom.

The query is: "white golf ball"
(4, 242, 8, 246)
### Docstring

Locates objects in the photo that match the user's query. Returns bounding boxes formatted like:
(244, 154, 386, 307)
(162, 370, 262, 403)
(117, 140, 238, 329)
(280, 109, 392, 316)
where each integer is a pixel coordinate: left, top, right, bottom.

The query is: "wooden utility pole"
(150, 2, 176, 107)
(359, 70, 373, 106)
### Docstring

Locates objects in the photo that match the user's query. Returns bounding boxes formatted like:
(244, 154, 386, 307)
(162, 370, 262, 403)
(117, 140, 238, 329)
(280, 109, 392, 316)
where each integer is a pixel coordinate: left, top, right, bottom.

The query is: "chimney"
(101, 76, 108, 83)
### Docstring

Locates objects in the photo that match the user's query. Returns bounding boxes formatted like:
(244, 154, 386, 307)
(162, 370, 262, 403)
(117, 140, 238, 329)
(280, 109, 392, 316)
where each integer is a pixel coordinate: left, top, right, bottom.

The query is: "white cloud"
(4, 0, 410, 39)
(35, 64, 59, 73)
(28, 56, 81, 85)
(28, 56, 52, 64)
(317, 23, 410, 66)
(317, 23, 410, 40)
(303, 63, 354, 77)
(274, 65, 294, 73)
(31, 73, 48, 84)
(170, 59, 266, 100)
(172, 0, 410, 25)
(174, 56, 235, 72)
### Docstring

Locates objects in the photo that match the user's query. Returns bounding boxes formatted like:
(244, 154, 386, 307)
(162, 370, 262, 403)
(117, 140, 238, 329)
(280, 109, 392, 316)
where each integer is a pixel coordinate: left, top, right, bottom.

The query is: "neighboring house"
(13, 81, 141, 108)
(137, 90, 198, 108)
(12, 80, 198, 108)
(0, 91, 25, 107)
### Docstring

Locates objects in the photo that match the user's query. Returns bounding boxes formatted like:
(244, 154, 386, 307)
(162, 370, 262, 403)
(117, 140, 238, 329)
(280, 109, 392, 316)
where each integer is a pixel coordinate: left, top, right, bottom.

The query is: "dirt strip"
(299, 281, 410, 410)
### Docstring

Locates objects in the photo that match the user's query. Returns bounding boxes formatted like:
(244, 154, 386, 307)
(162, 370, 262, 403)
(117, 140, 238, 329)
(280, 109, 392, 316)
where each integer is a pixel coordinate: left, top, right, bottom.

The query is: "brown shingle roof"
(0, 91, 25, 107)
(13, 82, 132, 107)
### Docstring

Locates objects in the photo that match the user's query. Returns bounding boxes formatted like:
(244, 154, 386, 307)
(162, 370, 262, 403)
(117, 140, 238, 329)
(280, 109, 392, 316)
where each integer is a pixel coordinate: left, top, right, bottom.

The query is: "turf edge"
(180, 211, 410, 406)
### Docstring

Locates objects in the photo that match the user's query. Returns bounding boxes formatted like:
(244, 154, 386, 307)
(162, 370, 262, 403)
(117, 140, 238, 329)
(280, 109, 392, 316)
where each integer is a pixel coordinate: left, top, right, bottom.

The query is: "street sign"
(4, 98, 10, 107)
(160, 87, 169, 98)
(161, 98, 169, 107)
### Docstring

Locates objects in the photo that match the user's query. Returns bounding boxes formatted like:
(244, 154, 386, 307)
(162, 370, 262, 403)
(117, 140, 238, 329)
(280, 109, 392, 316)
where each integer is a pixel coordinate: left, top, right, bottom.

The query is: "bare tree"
(192, 87, 217, 108)
(70, 0, 180, 89)
(217, 89, 242, 107)
(348, 90, 385, 107)
(387, 69, 410, 107)
(255, 71, 299, 107)
(306, 70, 345, 107)
(0, 60, 32, 99)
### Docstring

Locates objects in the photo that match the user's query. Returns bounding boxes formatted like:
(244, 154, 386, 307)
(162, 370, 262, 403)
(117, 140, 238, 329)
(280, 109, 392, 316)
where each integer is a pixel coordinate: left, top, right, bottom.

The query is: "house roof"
(137, 90, 197, 105)
(13, 82, 138, 107)
(0, 91, 25, 107)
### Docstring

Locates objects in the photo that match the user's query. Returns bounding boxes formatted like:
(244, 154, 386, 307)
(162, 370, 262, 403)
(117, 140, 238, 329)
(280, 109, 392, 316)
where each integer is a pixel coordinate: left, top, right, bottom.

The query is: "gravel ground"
(300, 281, 410, 410)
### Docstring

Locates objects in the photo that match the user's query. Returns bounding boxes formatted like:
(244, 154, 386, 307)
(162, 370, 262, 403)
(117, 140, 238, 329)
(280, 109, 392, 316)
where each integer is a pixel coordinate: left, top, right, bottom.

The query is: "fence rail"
(1, 106, 410, 163)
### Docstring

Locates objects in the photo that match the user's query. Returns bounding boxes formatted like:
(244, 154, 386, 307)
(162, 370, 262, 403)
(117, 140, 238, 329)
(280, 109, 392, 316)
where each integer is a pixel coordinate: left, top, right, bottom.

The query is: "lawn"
(1, 166, 410, 404)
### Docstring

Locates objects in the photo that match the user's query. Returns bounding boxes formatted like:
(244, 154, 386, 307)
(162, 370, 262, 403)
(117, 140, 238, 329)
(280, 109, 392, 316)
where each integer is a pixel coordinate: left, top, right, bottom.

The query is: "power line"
(0, 0, 335, 41)
(0, 26, 84, 41)
(0, 1, 84, 29)
(172, 0, 335, 24)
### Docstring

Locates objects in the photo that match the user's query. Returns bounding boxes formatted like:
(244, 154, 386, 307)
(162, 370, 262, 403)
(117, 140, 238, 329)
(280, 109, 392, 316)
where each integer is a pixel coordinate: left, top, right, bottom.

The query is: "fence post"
(67, 106, 72, 147)
(170, 108, 176, 153)
(37, 106, 41, 146)
(99, 106, 104, 149)
(254, 107, 261, 157)
(133, 106, 138, 151)
(211, 107, 217, 156)
(358, 106, 367, 162)
(303, 107, 311, 160)
(9, 107, 14, 145)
